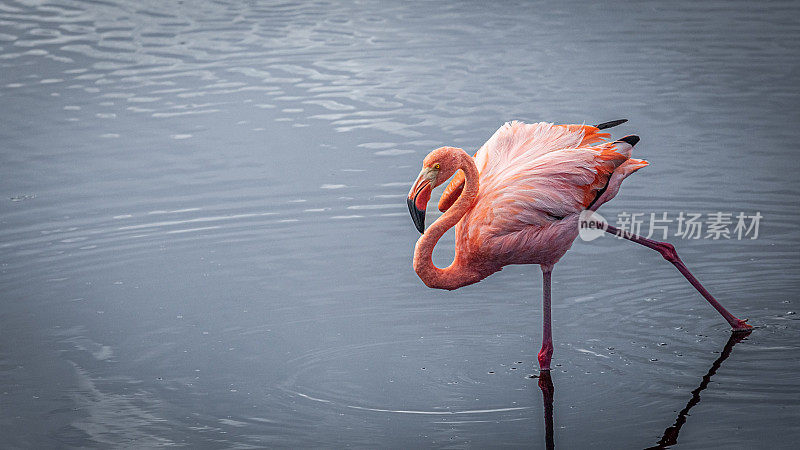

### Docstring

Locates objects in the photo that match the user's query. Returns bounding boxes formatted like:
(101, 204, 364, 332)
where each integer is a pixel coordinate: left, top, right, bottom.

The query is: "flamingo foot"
(731, 318, 754, 332)
(538, 343, 553, 371)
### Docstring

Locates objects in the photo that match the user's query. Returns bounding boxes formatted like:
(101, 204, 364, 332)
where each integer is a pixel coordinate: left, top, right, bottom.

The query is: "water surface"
(1, 0, 799, 447)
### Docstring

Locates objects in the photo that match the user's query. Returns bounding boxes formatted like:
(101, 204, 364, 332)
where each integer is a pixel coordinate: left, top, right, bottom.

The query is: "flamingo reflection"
(537, 371, 555, 450)
(536, 331, 751, 449)
(645, 330, 751, 449)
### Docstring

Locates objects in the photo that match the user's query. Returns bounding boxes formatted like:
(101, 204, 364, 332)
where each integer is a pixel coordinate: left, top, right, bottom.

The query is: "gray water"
(1, 0, 799, 448)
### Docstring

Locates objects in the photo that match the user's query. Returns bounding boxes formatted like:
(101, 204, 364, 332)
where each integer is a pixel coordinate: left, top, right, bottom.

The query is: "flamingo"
(406, 120, 752, 371)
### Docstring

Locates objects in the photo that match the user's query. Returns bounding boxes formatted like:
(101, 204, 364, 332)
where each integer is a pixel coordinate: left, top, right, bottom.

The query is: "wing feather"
(460, 122, 645, 238)
(439, 121, 603, 212)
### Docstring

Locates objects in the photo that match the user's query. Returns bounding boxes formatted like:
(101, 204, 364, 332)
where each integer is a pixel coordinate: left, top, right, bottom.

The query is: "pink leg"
(539, 268, 554, 370)
(603, 224, 752, 331)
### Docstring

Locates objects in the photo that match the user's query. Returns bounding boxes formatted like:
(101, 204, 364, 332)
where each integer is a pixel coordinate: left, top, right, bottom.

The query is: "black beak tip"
(407, 197, 426, 234)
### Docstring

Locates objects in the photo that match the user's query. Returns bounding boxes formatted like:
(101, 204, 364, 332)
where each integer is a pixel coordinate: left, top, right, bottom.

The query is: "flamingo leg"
(602, 224, 752, 331)
(539, 268, 554, 370)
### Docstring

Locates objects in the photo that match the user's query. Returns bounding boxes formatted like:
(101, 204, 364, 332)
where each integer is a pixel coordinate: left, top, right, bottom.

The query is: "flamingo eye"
(433, 163, 440, 169)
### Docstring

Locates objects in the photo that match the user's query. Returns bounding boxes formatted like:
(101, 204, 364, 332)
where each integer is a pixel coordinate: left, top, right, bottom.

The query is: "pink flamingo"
(406, 120, 752, 371)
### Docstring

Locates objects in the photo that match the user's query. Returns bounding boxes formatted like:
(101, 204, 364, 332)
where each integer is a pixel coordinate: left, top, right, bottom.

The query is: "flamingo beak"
(408, 169, 434, 233)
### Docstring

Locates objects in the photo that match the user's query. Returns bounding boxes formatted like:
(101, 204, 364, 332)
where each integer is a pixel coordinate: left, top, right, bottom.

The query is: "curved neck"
(413, 149, 480, 290)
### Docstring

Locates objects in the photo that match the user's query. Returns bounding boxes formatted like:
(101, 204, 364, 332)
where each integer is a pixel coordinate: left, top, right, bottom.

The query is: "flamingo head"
(407, 147, 462, 233)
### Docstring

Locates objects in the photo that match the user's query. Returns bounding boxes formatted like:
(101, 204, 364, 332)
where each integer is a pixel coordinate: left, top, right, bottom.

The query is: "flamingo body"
(409, 121, 646, 289)
(458, 122, 645, 270)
